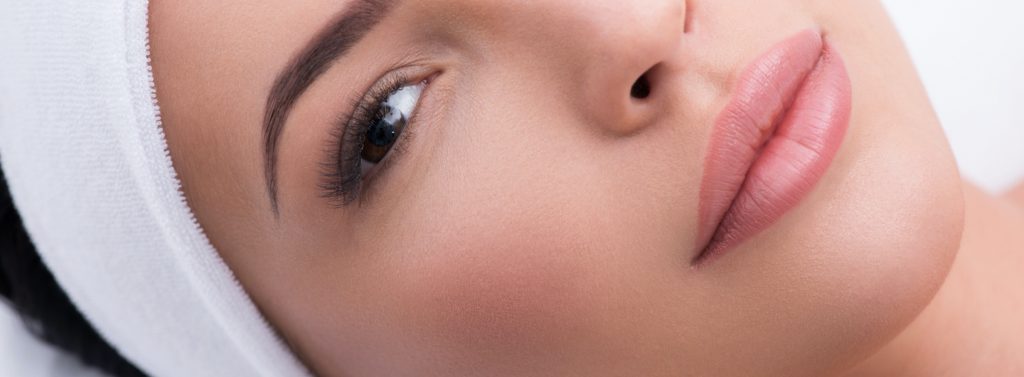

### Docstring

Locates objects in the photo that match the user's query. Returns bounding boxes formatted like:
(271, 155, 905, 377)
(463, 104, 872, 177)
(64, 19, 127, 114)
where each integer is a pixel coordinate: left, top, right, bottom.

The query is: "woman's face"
(151, 0, 964, 375)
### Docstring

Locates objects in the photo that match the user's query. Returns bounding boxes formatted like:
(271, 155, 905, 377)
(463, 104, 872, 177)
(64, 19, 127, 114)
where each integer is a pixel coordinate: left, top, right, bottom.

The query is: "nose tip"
(581, 0, 687, 136)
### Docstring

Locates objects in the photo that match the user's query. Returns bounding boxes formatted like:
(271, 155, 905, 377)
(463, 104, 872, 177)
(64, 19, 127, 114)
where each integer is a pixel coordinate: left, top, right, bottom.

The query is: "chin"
(698, 107, 965, 375)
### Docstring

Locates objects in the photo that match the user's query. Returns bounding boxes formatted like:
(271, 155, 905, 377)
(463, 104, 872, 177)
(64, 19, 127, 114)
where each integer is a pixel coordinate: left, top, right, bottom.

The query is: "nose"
(573, 1, 687, 135)
(456, 0, 690, 135)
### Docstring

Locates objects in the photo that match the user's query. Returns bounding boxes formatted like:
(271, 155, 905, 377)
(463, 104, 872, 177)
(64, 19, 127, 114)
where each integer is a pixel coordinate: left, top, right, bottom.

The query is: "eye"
(321, 74, 430, 206)
(360, 83, 425, 173)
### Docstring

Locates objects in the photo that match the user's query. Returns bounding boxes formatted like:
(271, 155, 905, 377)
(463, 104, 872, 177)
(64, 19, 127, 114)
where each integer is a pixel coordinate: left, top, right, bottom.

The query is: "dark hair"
(0, 164, 147, 377)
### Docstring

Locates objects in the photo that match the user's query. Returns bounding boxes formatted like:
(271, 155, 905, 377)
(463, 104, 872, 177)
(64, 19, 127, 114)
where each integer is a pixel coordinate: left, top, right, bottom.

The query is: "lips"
(693, 29, 853, 265)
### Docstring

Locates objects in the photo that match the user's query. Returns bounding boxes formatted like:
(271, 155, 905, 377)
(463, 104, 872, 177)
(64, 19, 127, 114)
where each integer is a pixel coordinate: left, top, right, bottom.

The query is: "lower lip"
(694, 29, 853, 265)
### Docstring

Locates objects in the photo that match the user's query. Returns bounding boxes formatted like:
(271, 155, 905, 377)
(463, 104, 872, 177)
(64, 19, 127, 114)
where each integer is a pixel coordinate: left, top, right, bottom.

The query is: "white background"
(3, 1, 1023, 376)
(885, 0, 1024, 192)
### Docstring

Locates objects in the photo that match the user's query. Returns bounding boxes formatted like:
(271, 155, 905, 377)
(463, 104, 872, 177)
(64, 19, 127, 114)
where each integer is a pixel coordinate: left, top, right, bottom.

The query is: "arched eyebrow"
(263, 0, 397, 215)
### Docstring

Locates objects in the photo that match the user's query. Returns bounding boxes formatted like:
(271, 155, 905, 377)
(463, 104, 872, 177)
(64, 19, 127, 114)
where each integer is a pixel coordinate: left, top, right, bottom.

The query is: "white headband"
(0, 1, 309, 376)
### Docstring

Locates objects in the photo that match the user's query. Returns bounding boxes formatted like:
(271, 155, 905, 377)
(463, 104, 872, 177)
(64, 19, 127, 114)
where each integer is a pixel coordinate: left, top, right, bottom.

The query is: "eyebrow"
(263, 0, 398, 214)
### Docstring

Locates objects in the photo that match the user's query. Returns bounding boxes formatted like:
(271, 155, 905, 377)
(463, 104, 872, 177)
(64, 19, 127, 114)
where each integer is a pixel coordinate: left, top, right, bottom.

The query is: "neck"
(844, 182, 1024, 376)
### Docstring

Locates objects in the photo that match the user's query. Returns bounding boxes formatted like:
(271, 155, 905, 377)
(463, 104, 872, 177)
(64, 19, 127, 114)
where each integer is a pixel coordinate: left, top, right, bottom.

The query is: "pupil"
(368, 118, 397, 147)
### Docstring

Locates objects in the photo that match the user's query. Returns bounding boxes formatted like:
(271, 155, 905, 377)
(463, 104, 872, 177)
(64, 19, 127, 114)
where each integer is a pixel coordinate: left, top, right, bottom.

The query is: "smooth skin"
(150, 0, 1022, 375)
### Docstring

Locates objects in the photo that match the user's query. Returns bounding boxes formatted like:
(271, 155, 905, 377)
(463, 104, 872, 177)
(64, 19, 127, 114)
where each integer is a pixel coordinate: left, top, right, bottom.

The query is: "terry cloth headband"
(0, 1, 310, 376)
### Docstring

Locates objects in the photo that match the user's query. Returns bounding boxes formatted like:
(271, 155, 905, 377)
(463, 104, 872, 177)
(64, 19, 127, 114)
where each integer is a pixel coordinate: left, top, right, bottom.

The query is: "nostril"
(630, 72, 652, 100)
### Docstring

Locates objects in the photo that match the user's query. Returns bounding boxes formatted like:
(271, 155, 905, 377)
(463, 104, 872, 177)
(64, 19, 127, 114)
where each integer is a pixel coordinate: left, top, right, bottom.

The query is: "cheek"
(401, 227, 594, 357)
(363, 167, 698, 375)
(380, 195, 618, 373)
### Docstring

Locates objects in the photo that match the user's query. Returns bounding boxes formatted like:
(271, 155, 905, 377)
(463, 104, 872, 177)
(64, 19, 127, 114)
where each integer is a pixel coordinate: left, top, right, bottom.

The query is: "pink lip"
(694, 29, 853, 265)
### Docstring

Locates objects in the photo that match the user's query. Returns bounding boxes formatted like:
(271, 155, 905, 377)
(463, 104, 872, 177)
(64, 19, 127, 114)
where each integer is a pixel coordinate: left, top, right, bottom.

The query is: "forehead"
(152, 0, 351, 135)
(148, 1, 357, 248)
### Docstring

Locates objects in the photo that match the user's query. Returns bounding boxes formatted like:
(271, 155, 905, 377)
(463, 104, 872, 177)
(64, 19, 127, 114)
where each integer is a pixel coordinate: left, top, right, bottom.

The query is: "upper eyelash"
(319, 73, 411, 207)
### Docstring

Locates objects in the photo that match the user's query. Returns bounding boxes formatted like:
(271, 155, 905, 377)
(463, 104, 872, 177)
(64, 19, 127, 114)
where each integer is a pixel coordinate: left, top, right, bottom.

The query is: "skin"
(148, 0, 1022, 375)
(1007, 183, 1024, 208)
(842, 183, 1024, 376)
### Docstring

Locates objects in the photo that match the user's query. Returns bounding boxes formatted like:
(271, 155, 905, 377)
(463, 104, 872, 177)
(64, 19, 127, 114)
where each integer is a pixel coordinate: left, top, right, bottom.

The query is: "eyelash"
(320, 73, 420, 207)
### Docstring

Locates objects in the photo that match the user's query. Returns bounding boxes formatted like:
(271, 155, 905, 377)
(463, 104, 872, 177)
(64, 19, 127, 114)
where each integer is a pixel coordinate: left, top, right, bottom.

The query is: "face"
(150, 1, 965, 376)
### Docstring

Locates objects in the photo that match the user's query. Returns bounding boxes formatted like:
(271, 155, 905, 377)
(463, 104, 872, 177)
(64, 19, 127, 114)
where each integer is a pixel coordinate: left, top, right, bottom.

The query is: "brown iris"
(362, 108, 407, 163)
